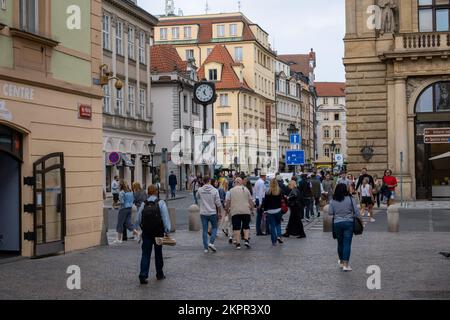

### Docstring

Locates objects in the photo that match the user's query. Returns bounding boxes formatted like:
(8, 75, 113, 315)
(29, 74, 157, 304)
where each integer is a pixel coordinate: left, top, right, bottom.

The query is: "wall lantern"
(99, 64, 123, 90)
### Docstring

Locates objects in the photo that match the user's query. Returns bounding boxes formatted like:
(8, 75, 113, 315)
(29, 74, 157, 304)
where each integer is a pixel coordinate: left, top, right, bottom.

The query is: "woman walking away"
(218, 180, 232, 243)
(329, 184, 360, 272)
(360, 178, 376, 222)
(284, 180, 306, 239)
(115, 181, 140, 244)
(263, 179, 284, 246)
(133, 182, 148, 208)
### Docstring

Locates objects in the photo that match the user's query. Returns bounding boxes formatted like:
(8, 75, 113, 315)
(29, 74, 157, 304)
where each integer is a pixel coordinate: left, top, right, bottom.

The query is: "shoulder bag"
(350, 196, 364, 236)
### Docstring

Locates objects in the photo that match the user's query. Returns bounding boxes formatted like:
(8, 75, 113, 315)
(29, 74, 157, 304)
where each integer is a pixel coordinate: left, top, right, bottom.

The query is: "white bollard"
(322, 205, 333, 233)
(387, 204, 400, 232)
(188, 204, 201, 232)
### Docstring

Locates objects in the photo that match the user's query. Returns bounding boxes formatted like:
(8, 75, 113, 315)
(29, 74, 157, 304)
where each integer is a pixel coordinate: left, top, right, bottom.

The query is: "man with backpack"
(135, 185, 171, 284)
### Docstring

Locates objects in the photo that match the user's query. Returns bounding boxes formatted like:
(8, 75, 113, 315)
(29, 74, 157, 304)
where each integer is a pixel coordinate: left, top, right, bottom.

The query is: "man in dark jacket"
(310, 173, 322, 217)
(169, 171, 177, 198)
(298, 174, 314, 221)
(355, 168, 375, 191)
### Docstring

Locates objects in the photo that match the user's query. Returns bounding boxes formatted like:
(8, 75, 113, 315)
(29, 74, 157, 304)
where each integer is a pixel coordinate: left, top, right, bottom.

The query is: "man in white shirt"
(254, 172, 268, 236)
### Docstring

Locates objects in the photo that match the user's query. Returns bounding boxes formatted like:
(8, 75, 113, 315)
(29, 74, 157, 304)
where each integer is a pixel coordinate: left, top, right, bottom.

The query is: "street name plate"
(424, 128, 450, 136)
(424, 136, 450, 144)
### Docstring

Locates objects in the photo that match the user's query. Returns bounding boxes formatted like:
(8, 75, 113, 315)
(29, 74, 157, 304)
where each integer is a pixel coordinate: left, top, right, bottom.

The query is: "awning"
(429, 152, 450, 161)
(121, 153, 135, 167)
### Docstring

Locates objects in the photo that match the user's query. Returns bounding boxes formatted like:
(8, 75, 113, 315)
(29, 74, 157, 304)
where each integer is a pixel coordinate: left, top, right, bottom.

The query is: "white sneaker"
(204, 249, 209, 253)
(370, 218, 376, 223)
(112, 240, 123, 245)
(208, 243, 217, 253)
(343, 265, 353, 272)
(338, 260, 344, 269)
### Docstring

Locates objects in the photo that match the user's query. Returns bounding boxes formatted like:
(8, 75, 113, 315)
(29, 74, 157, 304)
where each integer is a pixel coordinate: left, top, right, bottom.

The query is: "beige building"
(345, 0, 450, 200)
(101, 0, 158, 192)
(0, 0, 104, 257)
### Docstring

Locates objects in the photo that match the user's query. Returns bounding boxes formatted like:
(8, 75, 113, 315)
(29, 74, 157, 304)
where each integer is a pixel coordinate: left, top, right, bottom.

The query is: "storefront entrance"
(414, 81, 450, 200)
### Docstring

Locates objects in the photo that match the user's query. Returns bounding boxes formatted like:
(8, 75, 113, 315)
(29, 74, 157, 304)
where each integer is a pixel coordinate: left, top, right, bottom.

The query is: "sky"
(138, 0, 346, 82)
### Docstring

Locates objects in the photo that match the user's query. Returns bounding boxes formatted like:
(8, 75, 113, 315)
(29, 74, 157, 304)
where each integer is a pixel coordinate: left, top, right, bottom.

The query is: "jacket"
(169, 174, 177, 186)
(226, 186, 253, 216)
(263, 193, 282, 213)
(197, 184, 223, 216)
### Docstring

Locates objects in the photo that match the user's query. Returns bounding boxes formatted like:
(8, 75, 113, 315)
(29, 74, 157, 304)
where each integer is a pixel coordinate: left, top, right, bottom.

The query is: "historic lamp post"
(330, 140, 336, 174)
(148, 140, 156, 184)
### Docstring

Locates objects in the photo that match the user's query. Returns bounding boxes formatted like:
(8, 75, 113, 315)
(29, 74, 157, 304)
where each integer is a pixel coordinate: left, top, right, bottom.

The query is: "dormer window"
(172, 27, 180, 39)
(217, 25, 225, 38)
(208, 69, 218, 81)
(230, 24, 237, 37)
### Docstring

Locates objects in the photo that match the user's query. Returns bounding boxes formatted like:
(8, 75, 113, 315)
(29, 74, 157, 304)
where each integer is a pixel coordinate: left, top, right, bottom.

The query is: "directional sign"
(425, 136, 450, 144)
(290, 134, 301, 145)
(424, 128, 450, 136)
(286, 150, 305, 166)
(334, 154, 344, 165)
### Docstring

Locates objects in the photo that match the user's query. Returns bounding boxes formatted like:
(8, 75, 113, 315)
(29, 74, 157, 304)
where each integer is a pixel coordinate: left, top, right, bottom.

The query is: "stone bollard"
(169, 208, 176, 233)
(188, 204, 201, 232)
(387, 204, 400, 233)
(101, 207, 109, 246)
(322, 205, 333, 233)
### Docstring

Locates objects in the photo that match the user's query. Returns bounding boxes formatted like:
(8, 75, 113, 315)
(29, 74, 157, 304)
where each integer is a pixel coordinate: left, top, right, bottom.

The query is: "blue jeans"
(267, 212, 283, 245)
(139, 234, 164, 280)
(304, 198, 314, 219)
(200, 215, 218, 250)
(193, 191, 198, 205)
(170, 185, 176, 197)
(334, 221, 354, 262)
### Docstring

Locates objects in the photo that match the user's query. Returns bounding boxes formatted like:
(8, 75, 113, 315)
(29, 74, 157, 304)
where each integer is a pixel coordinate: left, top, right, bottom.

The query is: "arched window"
(416, 81, 450, 113)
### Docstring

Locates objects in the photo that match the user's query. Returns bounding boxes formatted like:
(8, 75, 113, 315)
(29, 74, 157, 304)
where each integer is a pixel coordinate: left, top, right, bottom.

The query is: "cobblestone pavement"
(1, 207, 450, 300)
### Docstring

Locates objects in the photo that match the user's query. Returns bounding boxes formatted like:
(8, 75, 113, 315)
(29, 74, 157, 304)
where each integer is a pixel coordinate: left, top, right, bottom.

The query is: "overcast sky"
(138, 0, 345, 82)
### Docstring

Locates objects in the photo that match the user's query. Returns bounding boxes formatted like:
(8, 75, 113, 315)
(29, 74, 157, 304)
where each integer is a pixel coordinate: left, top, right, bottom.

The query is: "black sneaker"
(139, 278, 148, 285)
(228, 238, 233, 244)
(236, 243, 241, 250)
(156, 274, 166, 281)
(244, 240, 251, 249)
(277, 237, 284, 244)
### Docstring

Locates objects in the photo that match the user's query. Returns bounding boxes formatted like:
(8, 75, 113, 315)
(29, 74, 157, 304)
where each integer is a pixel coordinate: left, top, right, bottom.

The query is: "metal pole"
(400, 151, 404, 207)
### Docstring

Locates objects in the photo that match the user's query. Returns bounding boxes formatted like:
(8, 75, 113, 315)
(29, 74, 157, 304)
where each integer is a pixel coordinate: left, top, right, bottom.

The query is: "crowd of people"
(109, 167, 398, 282)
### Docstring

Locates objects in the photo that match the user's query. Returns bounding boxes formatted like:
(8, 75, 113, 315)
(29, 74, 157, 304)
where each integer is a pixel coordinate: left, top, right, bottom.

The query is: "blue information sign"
(286, 150, 305, 165)
(290, 134, 301, 145)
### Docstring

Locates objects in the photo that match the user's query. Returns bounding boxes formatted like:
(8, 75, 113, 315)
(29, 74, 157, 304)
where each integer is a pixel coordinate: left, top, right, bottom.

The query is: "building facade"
(0, 0, 104, 257)
(345, 0, 450, 200)
(101, 0, 158, 193)
(315, 82, 347, 171)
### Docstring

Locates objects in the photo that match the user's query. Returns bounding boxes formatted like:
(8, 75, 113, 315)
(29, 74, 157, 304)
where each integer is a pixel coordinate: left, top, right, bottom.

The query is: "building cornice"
(104, 0, 159, 27)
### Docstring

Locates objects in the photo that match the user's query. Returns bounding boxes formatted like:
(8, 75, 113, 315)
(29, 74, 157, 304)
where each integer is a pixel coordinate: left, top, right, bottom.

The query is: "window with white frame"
(172, 27, 180, 39)
(139, 32, 146, 64)
(128, 85, 135, 117)
(183, 95, 188, 113)
(234, 47, 243, 62)
(230, 24, 237, 36)
(208, 69, 218, 81)
(334, 97, 339, 105)
(116, 88, 124, 115)
(220, 122, 230, 136)
(103, 85, 111, 113)
(128, 25, 135, 60)
(323, 97, 329, 105)
(220, 94, 229, 107)
(184, 26, 192, 39)
(323, 128, 330, 139)
(207, 48, 213, 57)
(334, 128, 340, 139)
(139, 88, 146, 119)
(160, 28, 168, 40)
(186, 49, 194, 60)
(324, 147, 330, 158)
(102, 14, 111, 50)
(323, 112, 329, 121)
(20, 0, 39, 34)
(217, 25, 225, 37)
(335, 147, 341, 155)
(116, 21, 124, 56)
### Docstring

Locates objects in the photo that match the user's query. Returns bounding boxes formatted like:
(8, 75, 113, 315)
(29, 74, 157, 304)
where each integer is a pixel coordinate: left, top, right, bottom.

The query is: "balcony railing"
(396, 32, 450, 51)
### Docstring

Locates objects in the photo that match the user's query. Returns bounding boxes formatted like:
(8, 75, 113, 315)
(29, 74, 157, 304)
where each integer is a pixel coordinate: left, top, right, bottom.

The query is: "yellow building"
(155, 13, 278, 173)
(0, 0, 104, 257)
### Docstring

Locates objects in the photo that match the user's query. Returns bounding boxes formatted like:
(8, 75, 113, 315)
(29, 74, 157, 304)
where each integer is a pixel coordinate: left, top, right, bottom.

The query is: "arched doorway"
(0, 124, 22, 257)
(415, 81, 450, 200)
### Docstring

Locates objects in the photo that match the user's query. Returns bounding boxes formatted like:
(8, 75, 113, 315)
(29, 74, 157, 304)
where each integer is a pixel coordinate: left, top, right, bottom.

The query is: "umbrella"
(429, 152, 450, 161)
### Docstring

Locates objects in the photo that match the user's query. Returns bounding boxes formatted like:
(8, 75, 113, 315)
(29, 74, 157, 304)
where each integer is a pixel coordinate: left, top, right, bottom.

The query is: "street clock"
(193, 81, 217, 105)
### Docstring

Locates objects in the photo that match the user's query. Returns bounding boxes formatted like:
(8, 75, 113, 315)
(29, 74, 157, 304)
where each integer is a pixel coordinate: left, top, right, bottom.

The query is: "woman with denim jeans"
(329, 184, 360, 272)
(263, 179, 284, 246)
(114, 181, 140, 244)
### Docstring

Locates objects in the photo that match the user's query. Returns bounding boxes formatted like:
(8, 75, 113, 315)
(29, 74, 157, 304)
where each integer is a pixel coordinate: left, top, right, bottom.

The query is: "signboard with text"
(286, 150, 305, 166)
(78, 104, 92, 120)
(424, 127, 450, 144)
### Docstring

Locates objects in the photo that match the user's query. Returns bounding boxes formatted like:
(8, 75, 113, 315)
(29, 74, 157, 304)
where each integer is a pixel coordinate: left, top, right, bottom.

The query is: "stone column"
(394, 77, 409, 175)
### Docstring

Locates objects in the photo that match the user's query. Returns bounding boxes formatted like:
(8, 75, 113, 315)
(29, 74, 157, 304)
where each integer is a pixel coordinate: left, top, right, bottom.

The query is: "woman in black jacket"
(263, 179, 284, 246)
(283, 181, 306, 239)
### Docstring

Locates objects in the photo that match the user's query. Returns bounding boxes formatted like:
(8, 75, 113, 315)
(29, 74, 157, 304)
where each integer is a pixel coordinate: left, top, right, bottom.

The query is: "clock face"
(195, 84, 214, 103)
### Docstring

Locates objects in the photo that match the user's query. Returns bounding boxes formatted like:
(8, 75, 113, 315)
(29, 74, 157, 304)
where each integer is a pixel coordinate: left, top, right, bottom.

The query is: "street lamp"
(330, 140, 336, 174)
(148, 140, 156, 184)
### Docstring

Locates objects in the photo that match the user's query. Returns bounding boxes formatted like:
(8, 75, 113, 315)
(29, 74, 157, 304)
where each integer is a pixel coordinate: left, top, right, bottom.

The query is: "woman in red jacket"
(382, 169, 398, 207)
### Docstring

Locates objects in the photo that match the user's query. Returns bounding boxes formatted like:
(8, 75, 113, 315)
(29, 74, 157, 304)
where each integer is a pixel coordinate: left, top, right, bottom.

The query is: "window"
(103, 15, 111, 50)
(416, 81, 450, 112)
(139, 89, 146, 119)
(186, 49, 194, 61)
(117, 88, 124, 115)
(128, 85, 135, 117)
(20, 0, 38, 34)
(160, 28, 168, 40)
(116, 21, 124, 56)
(193, 102, 200, 115)
(334, 113, 340, 121)
(183, 95, 188, 113)
(208, 69, 218, 81)
(335, 128, 341, 139)
(334, 98, 339, 105)
(335, 147, 341, 155)
(207, 48, 213, 57)
(323, 97, 329, 105)
(220, 122, 230, 136)
(217, 25, 225, 37)
(172, 27, 180, 39)
(128, 26, 135, 60)
(324, 128, 330, 139)
(323, 113, 329, 121)
(234, 47, 243, 62)
(324, 147, 330, 158)
(230, 24, 238, 36)
(139, 32, 146, 64)
(220, 94, 229, 107)
(184, 26, 192, 39)
(419, 0, 450, 32)
(103, 85, 111, 113)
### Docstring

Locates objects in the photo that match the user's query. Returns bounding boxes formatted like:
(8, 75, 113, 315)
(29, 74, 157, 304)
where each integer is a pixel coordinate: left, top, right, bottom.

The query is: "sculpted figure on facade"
(378, 0, 398, 34)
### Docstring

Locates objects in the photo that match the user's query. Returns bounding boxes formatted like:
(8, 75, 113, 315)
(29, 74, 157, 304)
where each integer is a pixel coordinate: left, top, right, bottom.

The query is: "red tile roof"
(158, 15, 257, 44)
(278, 51, 316, 76)
(315, 82, 346, 97)
(198, 45, 252, 91)
(150, 44, 187, 73)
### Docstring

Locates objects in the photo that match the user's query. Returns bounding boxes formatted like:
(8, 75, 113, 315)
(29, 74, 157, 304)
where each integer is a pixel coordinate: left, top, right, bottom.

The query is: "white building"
(315, 82, 347, 171)
(101, 0, 158, 192)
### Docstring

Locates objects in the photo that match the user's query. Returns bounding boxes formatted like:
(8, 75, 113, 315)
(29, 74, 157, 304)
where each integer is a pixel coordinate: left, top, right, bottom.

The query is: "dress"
(286, 188, 306, 237)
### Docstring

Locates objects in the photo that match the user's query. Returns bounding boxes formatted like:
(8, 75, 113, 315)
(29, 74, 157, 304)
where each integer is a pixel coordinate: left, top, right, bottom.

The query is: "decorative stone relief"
(378, 0, 398, 35)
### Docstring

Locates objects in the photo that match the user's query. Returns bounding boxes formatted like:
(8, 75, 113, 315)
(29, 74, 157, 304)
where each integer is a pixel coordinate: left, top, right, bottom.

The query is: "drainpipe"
(237, 90, 241, 173)
(178, 81, 184, 191)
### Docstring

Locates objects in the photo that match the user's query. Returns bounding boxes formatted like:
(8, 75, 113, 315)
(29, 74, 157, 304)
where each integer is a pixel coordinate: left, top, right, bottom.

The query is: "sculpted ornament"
(378, 0, 398, 34)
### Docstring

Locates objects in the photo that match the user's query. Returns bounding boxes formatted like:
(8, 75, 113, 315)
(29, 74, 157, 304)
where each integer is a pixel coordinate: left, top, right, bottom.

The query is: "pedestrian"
(254, 171, 268, 236)
(169, 171, 177, 198)
(218, 180, 232, 243)
(298, 173, 313, 222)
(197, 176, 224, 253)
(382, 169, 398, 207)
(132, 182, 148, 208)
(283, 180, 306, 238)
(225, 177, 254, 250)
(243, 176, 253, 196)
(328, 184, 360, 272)
(360, 177, 376, 222)
(114, 181, 140, 244)
(322, 173, 336, 204)
(347, 174, 357, 196)
(263, 179, 284, 246)
(135, 185, 171, 284)
(373, 174, 383, 208)
(111, 176, 120, 208)
(337, 172, 351, 191)
(310, 173, 323, 218)
(355, 168, 375, 192)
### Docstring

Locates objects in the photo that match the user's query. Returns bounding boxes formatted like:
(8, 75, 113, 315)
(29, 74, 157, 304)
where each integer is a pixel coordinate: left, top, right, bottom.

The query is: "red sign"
(109, 152, 121, 165)
(79, 104, 92, 120)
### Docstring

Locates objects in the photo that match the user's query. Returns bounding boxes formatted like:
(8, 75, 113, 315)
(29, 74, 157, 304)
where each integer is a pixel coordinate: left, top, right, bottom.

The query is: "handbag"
(155, 235, 177, 246)
(281, 198, 289, 214)
(350, 197, 364, 236)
